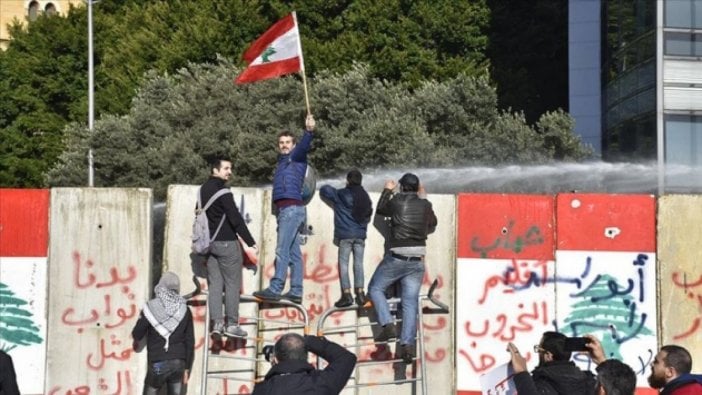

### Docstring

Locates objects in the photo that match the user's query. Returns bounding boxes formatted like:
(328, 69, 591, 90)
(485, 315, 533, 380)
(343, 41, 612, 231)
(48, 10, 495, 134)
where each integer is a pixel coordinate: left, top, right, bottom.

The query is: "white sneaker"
(225, 325, 247, 338)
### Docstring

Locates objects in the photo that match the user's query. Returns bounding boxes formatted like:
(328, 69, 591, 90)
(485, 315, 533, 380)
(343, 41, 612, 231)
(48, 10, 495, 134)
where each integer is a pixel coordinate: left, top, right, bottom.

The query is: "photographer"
(506, 332, 598, 395)
(252, 333, 357, 395)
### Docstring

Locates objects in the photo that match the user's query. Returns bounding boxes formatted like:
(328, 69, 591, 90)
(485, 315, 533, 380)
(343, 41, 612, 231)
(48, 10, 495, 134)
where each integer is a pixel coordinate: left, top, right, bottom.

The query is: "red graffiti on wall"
(48, 369, 134, 395)
(464, 301, 548, 341)
(62, 252, 139, 333)
(55, 251, 142, 394)
(671, 271, 702, 340)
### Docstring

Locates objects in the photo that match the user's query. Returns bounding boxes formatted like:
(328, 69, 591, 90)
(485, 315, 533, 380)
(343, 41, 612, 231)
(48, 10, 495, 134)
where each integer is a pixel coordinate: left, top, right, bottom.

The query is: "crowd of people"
(123, 114, 702, 395)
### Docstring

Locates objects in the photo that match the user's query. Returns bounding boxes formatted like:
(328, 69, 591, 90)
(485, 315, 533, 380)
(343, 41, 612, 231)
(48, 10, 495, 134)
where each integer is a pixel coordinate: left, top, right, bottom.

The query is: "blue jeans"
(338, 238, 365, 290)
(269, 205, 306, 296)
(368, 253, 425, 345)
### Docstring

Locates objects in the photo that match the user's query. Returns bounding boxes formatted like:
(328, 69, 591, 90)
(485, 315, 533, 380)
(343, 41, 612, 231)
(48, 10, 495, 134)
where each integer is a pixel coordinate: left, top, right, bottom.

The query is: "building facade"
(0, 0, 81, 50)
(569, 0, 702, 192)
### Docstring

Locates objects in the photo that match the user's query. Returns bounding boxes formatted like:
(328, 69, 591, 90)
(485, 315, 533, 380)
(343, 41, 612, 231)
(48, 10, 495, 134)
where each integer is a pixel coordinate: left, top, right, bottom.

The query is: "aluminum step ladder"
(186, 276, 310, 395)
(316, 279, 449, 395)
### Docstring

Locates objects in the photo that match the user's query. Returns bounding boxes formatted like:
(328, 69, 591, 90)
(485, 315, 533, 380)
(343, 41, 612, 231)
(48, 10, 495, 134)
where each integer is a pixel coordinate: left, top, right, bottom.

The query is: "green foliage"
(48, 61, 592, 200)
(0, 0, 491, 187)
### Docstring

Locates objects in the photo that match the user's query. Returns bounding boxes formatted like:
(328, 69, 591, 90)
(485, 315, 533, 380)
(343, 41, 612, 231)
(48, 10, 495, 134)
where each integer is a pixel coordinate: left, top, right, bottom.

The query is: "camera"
(263, 345, 275, 362)
(564, 337, 590, 352)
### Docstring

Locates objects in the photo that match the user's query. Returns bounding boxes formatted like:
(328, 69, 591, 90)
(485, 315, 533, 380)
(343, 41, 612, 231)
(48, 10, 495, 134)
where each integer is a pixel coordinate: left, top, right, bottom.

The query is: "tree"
(0, 282, 43, 352)
(48, 61, 592, 200)
(1, 0, 491, 187)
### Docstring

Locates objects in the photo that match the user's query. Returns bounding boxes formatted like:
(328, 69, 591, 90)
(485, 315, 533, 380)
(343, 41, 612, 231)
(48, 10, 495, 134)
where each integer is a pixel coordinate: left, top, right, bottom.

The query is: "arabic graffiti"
(561, 254, 654, 360)
(53, 251, 140, 394)
(671, 271, 702, 340)
(470, 220, 545, 258)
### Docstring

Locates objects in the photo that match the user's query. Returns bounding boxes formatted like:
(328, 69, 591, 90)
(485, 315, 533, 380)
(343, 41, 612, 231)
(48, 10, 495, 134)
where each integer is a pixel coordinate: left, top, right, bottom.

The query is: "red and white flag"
(235, 12, 304, 84)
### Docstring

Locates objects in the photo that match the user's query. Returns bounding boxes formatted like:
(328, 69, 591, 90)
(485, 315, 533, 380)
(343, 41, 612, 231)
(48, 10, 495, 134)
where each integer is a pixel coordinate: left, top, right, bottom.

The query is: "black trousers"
(143, 359, 185, 395)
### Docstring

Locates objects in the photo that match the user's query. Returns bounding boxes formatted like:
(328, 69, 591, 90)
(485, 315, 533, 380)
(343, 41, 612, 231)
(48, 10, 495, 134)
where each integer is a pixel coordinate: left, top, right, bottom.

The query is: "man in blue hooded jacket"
(320, 169, 373, 308)
(254, 114, 315, 304)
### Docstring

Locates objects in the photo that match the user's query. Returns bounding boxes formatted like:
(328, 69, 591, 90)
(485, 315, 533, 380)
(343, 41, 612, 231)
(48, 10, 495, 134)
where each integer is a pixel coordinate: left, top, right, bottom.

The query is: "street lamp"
(86, 0, 97, 187)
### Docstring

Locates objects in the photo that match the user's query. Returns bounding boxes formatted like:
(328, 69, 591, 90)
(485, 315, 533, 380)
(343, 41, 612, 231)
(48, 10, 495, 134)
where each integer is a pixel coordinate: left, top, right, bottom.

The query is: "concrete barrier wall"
(657, 195, 702, 356)
(0, 189, 49, 395)
(163, 185, 267, 395)
(1, 187, 701, 394)
(455, 193, 658, 395)
(45, 188, 152, 395)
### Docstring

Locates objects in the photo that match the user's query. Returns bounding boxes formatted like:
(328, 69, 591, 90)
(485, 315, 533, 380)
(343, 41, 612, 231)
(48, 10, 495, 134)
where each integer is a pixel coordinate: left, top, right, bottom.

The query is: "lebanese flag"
(235, 12, 304, 84)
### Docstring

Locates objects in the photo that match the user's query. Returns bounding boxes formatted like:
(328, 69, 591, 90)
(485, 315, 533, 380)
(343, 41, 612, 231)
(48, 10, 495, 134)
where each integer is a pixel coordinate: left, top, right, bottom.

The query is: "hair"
(596, 359, 636, 395)
(540, 331, 571, 361)
(210, 158, 231, 175)
(347, 169, 363, 186)
(399, 173, 419, 192)
(277, 130, 297, 144)
(661, 345, 693, 375)
(273, 333, 307, 362)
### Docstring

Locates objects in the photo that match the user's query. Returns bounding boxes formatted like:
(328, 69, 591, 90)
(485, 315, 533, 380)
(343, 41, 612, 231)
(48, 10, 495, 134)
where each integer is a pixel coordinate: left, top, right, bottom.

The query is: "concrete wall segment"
(656, 195, 702, 357)
(45, 188, 152, 394)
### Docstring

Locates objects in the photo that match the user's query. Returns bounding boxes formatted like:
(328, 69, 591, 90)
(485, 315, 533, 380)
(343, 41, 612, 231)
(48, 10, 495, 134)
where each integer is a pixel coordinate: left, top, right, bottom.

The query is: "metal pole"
(87, 0, 94, 187)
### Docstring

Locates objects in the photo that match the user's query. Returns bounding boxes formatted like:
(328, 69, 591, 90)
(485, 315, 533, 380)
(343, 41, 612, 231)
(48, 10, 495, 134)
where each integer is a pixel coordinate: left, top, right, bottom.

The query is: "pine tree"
(562, 273, 653, 360)
(0, 282, 43, 352)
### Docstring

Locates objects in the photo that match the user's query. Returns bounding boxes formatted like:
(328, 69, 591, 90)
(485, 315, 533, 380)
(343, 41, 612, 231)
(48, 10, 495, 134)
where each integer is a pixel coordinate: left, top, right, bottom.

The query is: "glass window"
(665, 32, 694, 56)
(45, 3, 57, 16)
(665, 115, 702, 165)
(666, 0, 702, 28)
(28, 1, 39, 21)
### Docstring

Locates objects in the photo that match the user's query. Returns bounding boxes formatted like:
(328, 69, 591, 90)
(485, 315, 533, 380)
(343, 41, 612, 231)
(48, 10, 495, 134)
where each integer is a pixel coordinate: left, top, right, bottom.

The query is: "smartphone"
(564, 337, 590, 352)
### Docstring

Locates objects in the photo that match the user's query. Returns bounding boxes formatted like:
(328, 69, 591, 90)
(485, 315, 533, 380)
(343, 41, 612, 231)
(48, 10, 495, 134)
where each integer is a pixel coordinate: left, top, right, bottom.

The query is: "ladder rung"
(343, 377, 422, 389)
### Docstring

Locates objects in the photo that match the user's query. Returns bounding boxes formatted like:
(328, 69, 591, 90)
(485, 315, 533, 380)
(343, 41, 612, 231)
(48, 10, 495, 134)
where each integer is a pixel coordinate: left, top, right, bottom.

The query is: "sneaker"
(211, 320, 224, 335)
(253, 288, 281, 302)
(354, 289, 367, 307)
(281, 292, 303, 304)
(402, 344, 417, 365)
(377, 323, 397, 342)
(334, 293, 354, 308)
(224, 325, 247, 338)
(401, 344, 415, 364)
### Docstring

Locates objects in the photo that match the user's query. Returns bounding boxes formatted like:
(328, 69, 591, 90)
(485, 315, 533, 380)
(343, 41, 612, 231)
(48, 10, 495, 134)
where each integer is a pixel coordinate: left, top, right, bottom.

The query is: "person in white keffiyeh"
(132, 272, 194, 395)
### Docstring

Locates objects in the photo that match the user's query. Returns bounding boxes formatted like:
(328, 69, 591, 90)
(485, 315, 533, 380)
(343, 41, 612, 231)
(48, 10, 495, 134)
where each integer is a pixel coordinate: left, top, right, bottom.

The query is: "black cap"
(399, 173, 419, 192)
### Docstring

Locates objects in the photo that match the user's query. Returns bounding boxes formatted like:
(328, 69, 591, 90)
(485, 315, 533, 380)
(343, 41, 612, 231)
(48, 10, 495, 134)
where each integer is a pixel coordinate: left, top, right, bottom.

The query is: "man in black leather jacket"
(251, 334, 356, 395)
(367, 173, 437, 364)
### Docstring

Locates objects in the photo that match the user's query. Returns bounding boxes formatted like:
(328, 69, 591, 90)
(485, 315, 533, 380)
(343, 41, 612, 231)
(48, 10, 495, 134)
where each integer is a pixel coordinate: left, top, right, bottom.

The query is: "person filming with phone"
(506, 332, 601, 395)
(252, 333, 357, 395)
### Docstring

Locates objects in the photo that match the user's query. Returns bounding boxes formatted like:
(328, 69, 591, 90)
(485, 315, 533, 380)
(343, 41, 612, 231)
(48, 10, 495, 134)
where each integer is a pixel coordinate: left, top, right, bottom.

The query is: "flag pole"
(292, 11, 311, 115)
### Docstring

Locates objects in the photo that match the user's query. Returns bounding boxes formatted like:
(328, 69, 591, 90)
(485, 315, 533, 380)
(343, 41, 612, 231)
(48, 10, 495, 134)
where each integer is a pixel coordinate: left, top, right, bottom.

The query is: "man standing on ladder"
(367, 173, 437, 364)
(254, 114, 316, 305)
(200, 158, 258, 338)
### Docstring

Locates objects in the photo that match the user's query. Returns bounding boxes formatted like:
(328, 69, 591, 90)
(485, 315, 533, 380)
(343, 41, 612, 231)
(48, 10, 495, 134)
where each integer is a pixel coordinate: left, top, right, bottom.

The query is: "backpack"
(301, 164, 317, 205)
(191, 187, 232, 255)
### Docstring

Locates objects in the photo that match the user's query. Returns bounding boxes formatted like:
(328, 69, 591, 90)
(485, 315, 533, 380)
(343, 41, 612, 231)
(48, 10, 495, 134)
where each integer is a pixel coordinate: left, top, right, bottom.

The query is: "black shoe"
(253, 288, 281, 301)
(377, 323, 397, 342)
(354, 289, 367, 306)
(401, 344, 415, 364)
(334, 293, 354, 308)
(281, 292, 302, 304)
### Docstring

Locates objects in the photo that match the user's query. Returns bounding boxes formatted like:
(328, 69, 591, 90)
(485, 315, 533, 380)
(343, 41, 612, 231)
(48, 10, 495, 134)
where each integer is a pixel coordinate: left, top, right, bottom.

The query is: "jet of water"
(320, 161, 702, 194)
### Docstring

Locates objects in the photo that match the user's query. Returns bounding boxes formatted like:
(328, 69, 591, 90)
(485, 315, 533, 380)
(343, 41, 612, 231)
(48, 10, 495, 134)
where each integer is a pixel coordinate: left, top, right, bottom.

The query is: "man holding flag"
(238, 12, 316, 304)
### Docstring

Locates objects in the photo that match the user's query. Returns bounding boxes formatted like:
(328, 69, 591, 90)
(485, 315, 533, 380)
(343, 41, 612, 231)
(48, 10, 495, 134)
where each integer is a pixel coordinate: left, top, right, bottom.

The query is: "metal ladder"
(186, 276, 310, 395)
(316, 279, 449, 394)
